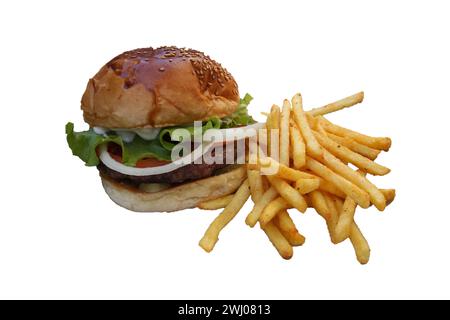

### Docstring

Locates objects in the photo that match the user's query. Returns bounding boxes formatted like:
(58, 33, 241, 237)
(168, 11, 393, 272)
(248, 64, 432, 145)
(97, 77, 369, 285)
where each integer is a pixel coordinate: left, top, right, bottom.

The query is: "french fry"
(319, 117, 392, 151)
(260, 197, 291, 226)
(261, 175, 270, 193)
(292, 93, 323, 157)
(266, 175, 308, 213)
(381, 189, 396, 206)
(333, 195, 344, 213)
(267, 105, 280, 158)
(265, 111, 271, 131)
(274, 210, 306, 246)
(280, 100, 291, 166)
(245, 187, 278, 227)
(289, 117, 296, 127)
(263, 109, 271, 159)
(322, 152, 386, 211)
(308, 190, 330, 221)
(248, 157, 315, 181)
(269, 105, 280, 130)
(327, 132, 381, 160)
(308, 92, 364, 117)
(323, 193, 340, 243)
(199, 180, 251, 252)
(247, 169, 264, 202)
(316, 121, 328, 136)
(262, 222, 293, 260)
(306, 113, 321, 133)
(313, 130, 390, 176)
(198, 194, 235, 210)
(334, 196, 357, 243)
(202, 91, 393, 263)
(349, 222, 371, 264)
(289, 124, 306, 168)
(318, 179, 347, 198)
(306, 156, 370, 208)
(256, 127, 269, 162)
(294, 178, 320, 194)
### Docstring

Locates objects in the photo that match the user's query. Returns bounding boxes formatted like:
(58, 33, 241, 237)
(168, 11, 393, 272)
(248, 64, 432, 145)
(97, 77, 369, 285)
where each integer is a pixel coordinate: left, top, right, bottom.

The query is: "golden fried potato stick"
(280, 99, 291, 166)
(333, 195, 344, 213)
(199, 180, 250, 252)
(306, 156, 370, 208)
(198, 194, 235, 210)
(321, 152, 386, 211)
(319, 117, 391, 151)
(335, 171, 392, 244)
(313, 130, 390, 176)
(274, 210, 306, 246)
(323, 193, 340, 243)
(248, 157, 313, 180)
(261, 175, 270, 192)
(292, 93, 323, 158)
(266, 175, 308, 213)
(316, 121, 328, 136)
(248, 159, 305, 246)
(269, 105, 280, 129)
(330, 178, 371, 263)
(326, 132, 381, 160)
(289, 124, 306, 169)
(252, 157, 344, 197)
(308, 92, 364, 117)
(349, 222, 371, 265)
(334, 196, 357, 243)
(262, 222, 293, 260)
(318, 179, 347, 198)
(381, 189, 396, 206)
(245, 187, 278, 227)
(308, 191, 330, 221)
(294, 178, 320, 195)
(247, 169, 264, 202)
(334, 193, 371, 264)
(260, 197, 292, 226)
(267, 105, 280, 158)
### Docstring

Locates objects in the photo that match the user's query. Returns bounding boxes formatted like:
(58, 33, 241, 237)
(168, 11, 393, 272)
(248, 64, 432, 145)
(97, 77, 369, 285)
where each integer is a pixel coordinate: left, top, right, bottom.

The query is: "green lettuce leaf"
(156, 94, 255, 149)
(122, 136, 172, 165)
(220, 93, 256, 128)
(65, 122, 123, 166)
(158, 117, 222, 150)
(66, 94, 256, 166)
(65, 122, 171, 166)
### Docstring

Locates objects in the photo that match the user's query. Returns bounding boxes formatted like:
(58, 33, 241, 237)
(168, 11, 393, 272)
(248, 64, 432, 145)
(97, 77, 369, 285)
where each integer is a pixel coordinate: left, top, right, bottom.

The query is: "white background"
(1, 0, 449, 299)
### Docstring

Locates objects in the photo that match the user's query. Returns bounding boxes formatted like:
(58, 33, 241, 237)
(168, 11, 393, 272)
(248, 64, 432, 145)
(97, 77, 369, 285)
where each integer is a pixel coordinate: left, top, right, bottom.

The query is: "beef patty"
(98, 141, 240, 185)
(98, 161, 229, 185)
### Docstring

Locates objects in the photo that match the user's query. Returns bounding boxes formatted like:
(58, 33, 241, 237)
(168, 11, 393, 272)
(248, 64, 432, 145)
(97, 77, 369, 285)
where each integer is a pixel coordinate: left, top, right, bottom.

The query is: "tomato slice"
(106, 143, 170, 168)
(134, 157, 170, 168)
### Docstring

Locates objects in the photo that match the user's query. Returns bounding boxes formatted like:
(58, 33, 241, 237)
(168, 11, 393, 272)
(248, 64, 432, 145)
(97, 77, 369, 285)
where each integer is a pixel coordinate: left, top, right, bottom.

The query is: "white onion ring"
(214, 122, 265, 140)
(99, 122, 264, 176)
(99, 142, 213, 176)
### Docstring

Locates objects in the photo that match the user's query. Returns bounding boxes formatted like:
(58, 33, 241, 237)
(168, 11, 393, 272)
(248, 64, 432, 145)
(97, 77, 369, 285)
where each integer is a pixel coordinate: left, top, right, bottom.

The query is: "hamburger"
(66, 46, 260, 212)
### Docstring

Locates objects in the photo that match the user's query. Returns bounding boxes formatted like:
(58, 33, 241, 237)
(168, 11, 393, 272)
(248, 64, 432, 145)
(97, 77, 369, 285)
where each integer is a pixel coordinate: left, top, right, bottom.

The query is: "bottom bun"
(100, 165, 246, 212)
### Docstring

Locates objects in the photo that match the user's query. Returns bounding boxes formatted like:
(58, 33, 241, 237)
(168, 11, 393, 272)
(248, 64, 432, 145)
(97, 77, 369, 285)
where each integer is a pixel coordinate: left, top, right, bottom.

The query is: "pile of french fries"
(198, 92, 395, 264)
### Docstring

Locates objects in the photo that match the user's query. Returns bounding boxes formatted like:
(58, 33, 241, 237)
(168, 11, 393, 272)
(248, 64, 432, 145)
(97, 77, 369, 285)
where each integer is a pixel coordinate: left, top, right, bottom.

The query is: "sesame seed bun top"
(81, 46, 240, 128)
